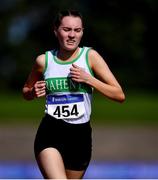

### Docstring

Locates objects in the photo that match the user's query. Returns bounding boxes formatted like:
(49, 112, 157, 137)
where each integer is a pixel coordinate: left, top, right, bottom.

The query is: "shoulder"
(35, 54, 45, 65)
(87, 48, 105, 68)
(88, 48, 100, 58)
(34, 54, 45, 73)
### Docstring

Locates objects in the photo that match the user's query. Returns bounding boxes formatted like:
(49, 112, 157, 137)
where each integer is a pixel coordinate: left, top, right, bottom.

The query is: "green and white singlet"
(43, 47, 94, 124)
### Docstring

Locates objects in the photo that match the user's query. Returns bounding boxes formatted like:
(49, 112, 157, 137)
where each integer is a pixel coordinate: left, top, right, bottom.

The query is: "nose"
(68, 30, 75, 38)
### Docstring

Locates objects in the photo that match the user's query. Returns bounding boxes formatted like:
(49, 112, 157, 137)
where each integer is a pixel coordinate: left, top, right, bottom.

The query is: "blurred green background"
(0, 0, 158, 125)
(0, 91, 158, 125)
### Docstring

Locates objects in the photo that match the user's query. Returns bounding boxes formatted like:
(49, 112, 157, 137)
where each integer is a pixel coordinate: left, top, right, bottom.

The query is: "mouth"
(66, 40, 76, 45)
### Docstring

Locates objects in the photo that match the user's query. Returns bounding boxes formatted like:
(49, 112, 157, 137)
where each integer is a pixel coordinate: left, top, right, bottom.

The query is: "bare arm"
(70, 49, 125, 102)
(22, 54, 46, 100)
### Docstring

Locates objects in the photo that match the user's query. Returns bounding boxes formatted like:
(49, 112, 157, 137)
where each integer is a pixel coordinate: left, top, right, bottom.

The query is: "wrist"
(86, 75, 95, 86)
(23, 87, 35, 100)
(30, 88, 35, 100)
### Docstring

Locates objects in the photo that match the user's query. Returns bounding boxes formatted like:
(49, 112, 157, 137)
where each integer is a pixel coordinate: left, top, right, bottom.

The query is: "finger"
(71, 75, 79, 79)
(70, 71, 80, 75)
(72, 64, 82, 70)
(71, 78, 81, 82)
(37, 92, 46, 98)
(36, 88, 45, 94)
(35, 82, 46, 88)
(70, 66, 80, 72)
(70, 67, 78, 71)
(36, 81, 46, 86)
(37, 80, 46, 83)
(72, 63, 80, 69)
(36, 81, 46, 85)
(36, 90, 46, 96)
(72, 64, 85, 72)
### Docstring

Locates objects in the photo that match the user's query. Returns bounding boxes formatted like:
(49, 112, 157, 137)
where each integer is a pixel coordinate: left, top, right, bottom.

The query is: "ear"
(81, 28, 84, 36)
(54, 26, 57, 37)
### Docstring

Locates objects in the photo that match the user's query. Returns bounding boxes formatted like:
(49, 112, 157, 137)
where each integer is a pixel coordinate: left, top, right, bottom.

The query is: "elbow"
(112, 87, 125, 103)
(22, 88, 26, 99)
(22, 89, 29, 101)
(116, 88, 125, 103)
(118, 92, 125, 103)
(109, 91, 125, 103)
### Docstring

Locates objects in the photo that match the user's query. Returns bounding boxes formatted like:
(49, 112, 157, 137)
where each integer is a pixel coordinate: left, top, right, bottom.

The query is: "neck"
(57, 47, 79, 61)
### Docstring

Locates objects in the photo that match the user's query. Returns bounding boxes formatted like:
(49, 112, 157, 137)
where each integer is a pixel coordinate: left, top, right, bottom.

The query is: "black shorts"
(34, 114, 92, 171)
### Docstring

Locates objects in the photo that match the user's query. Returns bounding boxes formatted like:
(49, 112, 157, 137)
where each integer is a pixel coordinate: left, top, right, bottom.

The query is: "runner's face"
(55, 16, 83, 51)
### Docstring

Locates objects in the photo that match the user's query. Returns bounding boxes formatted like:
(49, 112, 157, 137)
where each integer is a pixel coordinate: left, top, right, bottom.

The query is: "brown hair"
(54, 10, 83, 29)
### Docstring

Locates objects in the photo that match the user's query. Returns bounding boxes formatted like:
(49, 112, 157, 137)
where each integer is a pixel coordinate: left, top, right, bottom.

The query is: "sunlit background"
(0, 0, 158, 178)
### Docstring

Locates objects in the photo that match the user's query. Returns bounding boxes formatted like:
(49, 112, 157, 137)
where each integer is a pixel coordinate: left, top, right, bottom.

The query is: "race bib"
(46, 94, 85, 119)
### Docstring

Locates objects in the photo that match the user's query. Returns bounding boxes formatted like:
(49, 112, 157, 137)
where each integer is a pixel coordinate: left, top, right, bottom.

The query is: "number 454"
(53, 104, 79, 118)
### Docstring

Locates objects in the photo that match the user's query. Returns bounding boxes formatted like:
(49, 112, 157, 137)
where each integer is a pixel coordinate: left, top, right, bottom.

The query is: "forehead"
(60, 16, 83, 28)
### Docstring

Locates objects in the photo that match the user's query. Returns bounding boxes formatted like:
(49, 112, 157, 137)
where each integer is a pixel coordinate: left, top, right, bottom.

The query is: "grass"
(0, 92, 45, 124)
(91, 91, 158, 125)
(0, 91, 158, 125)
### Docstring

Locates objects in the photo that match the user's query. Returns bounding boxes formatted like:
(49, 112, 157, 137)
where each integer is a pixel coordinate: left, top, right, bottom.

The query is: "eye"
(62, 27, 71, 32)
(75, 28, 82, 32)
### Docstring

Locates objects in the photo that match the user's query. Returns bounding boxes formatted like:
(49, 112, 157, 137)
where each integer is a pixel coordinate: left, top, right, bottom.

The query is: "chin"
(64, 45, 78, 51)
